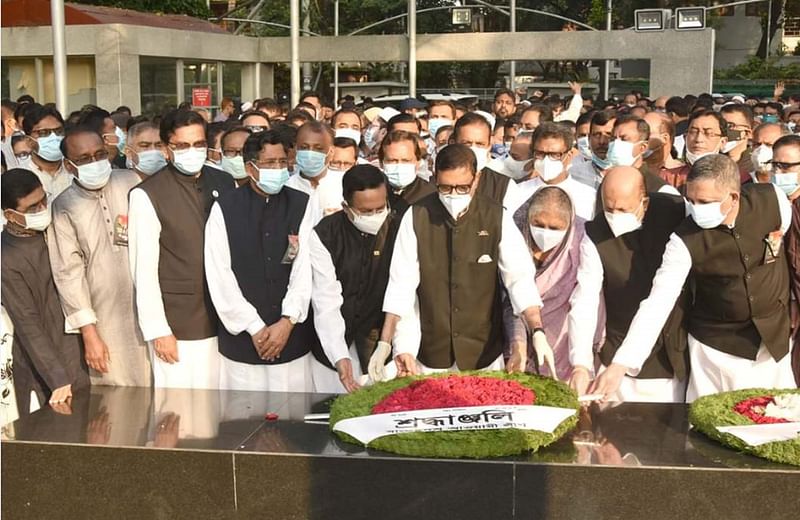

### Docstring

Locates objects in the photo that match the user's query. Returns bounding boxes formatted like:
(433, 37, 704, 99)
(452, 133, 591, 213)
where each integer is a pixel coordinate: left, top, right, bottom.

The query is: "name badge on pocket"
(281, 234, 300, 264)
(477, 254, 493, 264)
(114, 214, 129, 246)
(763, 231, 782, 265)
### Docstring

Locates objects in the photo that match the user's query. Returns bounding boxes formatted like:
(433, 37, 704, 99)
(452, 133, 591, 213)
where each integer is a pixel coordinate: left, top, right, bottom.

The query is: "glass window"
(183, 61, 218, 110)
(222, 62, 242, 104)
(140, 57, 177, 118)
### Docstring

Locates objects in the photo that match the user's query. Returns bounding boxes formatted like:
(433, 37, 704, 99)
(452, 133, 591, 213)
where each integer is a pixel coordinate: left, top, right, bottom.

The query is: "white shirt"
(128, 188, 172, 341)
(568, 160, 680, 197)
(614, 183, 791, 375)
(514, 175, 597, 221)
(567, 235, 605, 374)
(383, 205, 543, 358)
(309, 229, 350, 365)
(554, 94, 583, 123)
(286, 168, 344, 219)
(204, 193, 315, 337)
(30, 159, 73, 200)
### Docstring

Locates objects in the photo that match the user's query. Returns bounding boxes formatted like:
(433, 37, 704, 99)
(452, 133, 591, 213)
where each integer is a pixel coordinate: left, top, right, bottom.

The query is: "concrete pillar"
(93, 26, 141, 114)
(242, 62, 274, 101)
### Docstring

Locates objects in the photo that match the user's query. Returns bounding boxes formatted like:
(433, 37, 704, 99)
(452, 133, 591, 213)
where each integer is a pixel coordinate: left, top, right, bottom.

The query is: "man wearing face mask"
(331, 108, 363, 148)
(606, 115, 679, 195)
(379, 130, 436, 215)
(427, 101, 457, 153)
(607, 155, 795, 402)
(450, 112, 520, 210)
(571, 111, 594, 171)
(495, 131, 532, 182)
(515, 122, 596, 221)
(48, 127, 150, 387)
(22, 104, 73, 199)
(777, 135, 800, 382)
(128, 109, 234, 389)
(643, 111, 689, 190)
(720, 104, 755, 181)
(219, 127, 253, 187)
(204, 122, 227, 173)
(571, 111, 615, 190)
(572, 167, 689, 402)
(683, 109, 728, 167)
(2, 169, 89, 415)
(125, 121, 168, 181)
(77, 108, 128, 170)
(310, 165, 401, 392)
(376, 144, 554, 379)
(750, 122, 791, 185)
(287, 122, 343, 219)
(205, 130, 318, 392)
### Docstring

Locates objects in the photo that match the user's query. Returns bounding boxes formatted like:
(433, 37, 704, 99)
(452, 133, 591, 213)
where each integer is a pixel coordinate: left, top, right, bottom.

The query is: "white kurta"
(514, 175, 597, 221)
(203, 192, 316, 393)
(286, 168, 345, 218)
(383, 206, 543, 362)
(616, 184, 795, 401)
(128, 188, 219, 390)
(29, 159, 73, 200)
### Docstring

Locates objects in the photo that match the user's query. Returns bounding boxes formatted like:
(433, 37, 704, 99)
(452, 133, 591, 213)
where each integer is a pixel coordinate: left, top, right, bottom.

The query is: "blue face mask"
(428, 118, 453, 139)
(36, 133, 64, 162)
(591, 152, 611, 170)
(762, 114, 780, 124)
(253, 164, 290, 195)
(772, 172, 799, 197)
(490, 143, 508, 159)
(128, 149, 167, 176)
(295, 149, 327, 178)
(114, 126, 127, 154)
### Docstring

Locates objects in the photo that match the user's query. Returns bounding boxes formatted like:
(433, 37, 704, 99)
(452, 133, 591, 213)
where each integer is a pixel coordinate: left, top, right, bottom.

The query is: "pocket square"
(477, 254, 493, 264)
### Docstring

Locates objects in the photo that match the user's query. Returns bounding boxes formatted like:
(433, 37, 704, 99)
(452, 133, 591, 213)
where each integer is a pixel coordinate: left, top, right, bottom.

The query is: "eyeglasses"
(67, 150, 109, 166)
(532, 150, 567, 161)
(687, 128, 723, 139)
(30, 127, 64, 138)
(329, 160, 355, 170)
(436, 181, 474, 195)
(250, 158, 288, 169)
(222, 148, 243, 158)
(771, 160, 800, 171)
(168, 141, 207, 151)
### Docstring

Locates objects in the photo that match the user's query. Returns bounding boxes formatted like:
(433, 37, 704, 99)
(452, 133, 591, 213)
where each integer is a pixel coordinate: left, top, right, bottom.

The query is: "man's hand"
(368, 340, 392, 382)
(532, 330, 558, 380)
(588, 363, 628, 402)
(261, 318, 293, 361)
(49, 384, 72, 405)
(506, 341, 527, 373)
(82, 325, 110, 373)
(336, 358, 361, 393)
(774, 80, 785, 100)
(568, 81, 583, 95)
(568, 366, 592, 397)
(394, 353, 419, 378)
(251, 325, 270, 357)
(153, 334, 179, 364)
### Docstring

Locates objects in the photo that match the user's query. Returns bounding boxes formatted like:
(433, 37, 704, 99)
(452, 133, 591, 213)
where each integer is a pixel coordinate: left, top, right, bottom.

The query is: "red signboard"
(192, 87, 212, 107)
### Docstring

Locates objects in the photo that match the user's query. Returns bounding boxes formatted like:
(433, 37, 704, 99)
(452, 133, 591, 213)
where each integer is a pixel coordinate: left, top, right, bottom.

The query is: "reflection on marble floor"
(3, 385, 798, 471)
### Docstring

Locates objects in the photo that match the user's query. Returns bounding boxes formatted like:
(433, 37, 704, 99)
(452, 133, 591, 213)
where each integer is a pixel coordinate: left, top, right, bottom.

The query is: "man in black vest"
(571, 166, 688, 402)
(377, 144, 554, 378)
(606, 154, 796, 402)
(128, 109, 233, 389)
(379, 130, 436, 215)
(450, 112, 520, 210)
(204, 130, 318, 392)
(310, 165, 400, 392)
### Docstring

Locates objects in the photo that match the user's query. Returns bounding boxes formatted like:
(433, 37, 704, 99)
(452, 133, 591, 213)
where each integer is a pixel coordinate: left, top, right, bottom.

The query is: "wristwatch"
(282, 315, 298, 325)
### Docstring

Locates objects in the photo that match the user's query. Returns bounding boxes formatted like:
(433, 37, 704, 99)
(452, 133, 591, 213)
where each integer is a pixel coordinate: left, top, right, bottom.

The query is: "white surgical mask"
(772, 172, 799, 197)
(129, 149, 166, 176)
(752, 144, 773, 172)
(503, 156, 530, 180)
(69, 158, 112, 190)
(604, 199, 644, 237)
(685, 148, 719, 166)
(530, 225, 566, 253)
(221, 155, 248, 179)
(11, 205, 52, 232)
(335, 128, 361, 144)
(428, 118, 453, 139)
(350, 207, 389, 235)
(469, 146, 489, 172)
(439, 193, 472, 220)
(171, 147, 207, 175)
(688, 195, 731, 229)
(721, 140, 740, 154)
(384, 163, 417, 189)
(606, 139, 643, 167)
(576, 136, 592, 159)
(534, 156, 564, 182)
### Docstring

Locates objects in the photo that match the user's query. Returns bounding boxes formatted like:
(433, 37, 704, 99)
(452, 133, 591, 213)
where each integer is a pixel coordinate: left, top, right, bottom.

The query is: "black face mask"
(726, 128, 746, 142)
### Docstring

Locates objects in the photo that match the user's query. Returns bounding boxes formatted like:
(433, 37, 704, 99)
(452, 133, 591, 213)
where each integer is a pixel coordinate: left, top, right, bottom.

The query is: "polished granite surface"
(3, 385, 799, 471)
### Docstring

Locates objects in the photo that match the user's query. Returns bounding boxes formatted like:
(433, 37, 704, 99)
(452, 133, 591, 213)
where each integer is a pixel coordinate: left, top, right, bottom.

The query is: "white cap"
(473, 110, 496, 131)
(378, 106, 401, 123)
(241, 101, 253, 112)
(731, 95, 745, 104)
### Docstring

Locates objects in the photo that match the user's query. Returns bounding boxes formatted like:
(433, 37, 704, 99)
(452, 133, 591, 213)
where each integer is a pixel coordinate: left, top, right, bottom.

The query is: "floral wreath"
(689, 388, 800, 467)
(329, 371, 579, 459)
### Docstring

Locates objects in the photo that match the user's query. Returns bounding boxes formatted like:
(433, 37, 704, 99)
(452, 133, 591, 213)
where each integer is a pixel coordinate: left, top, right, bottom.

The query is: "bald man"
(643, 111, 690, 190)
(569, 166, 689, 402)
(750, 122, 791, 184)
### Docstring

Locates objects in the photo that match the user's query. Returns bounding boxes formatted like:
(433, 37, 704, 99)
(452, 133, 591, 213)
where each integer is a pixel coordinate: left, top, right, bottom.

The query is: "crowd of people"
(2, 82, 800, 418)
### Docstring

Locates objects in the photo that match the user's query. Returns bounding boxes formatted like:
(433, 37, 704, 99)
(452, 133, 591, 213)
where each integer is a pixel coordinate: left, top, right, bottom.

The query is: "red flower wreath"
(372, 375, 536, 414)
(733, 396, 789, 425)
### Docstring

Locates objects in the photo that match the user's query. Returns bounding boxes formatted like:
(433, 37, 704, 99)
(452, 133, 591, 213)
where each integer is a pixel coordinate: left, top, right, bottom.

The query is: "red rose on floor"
(372, 375, 536, 414)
